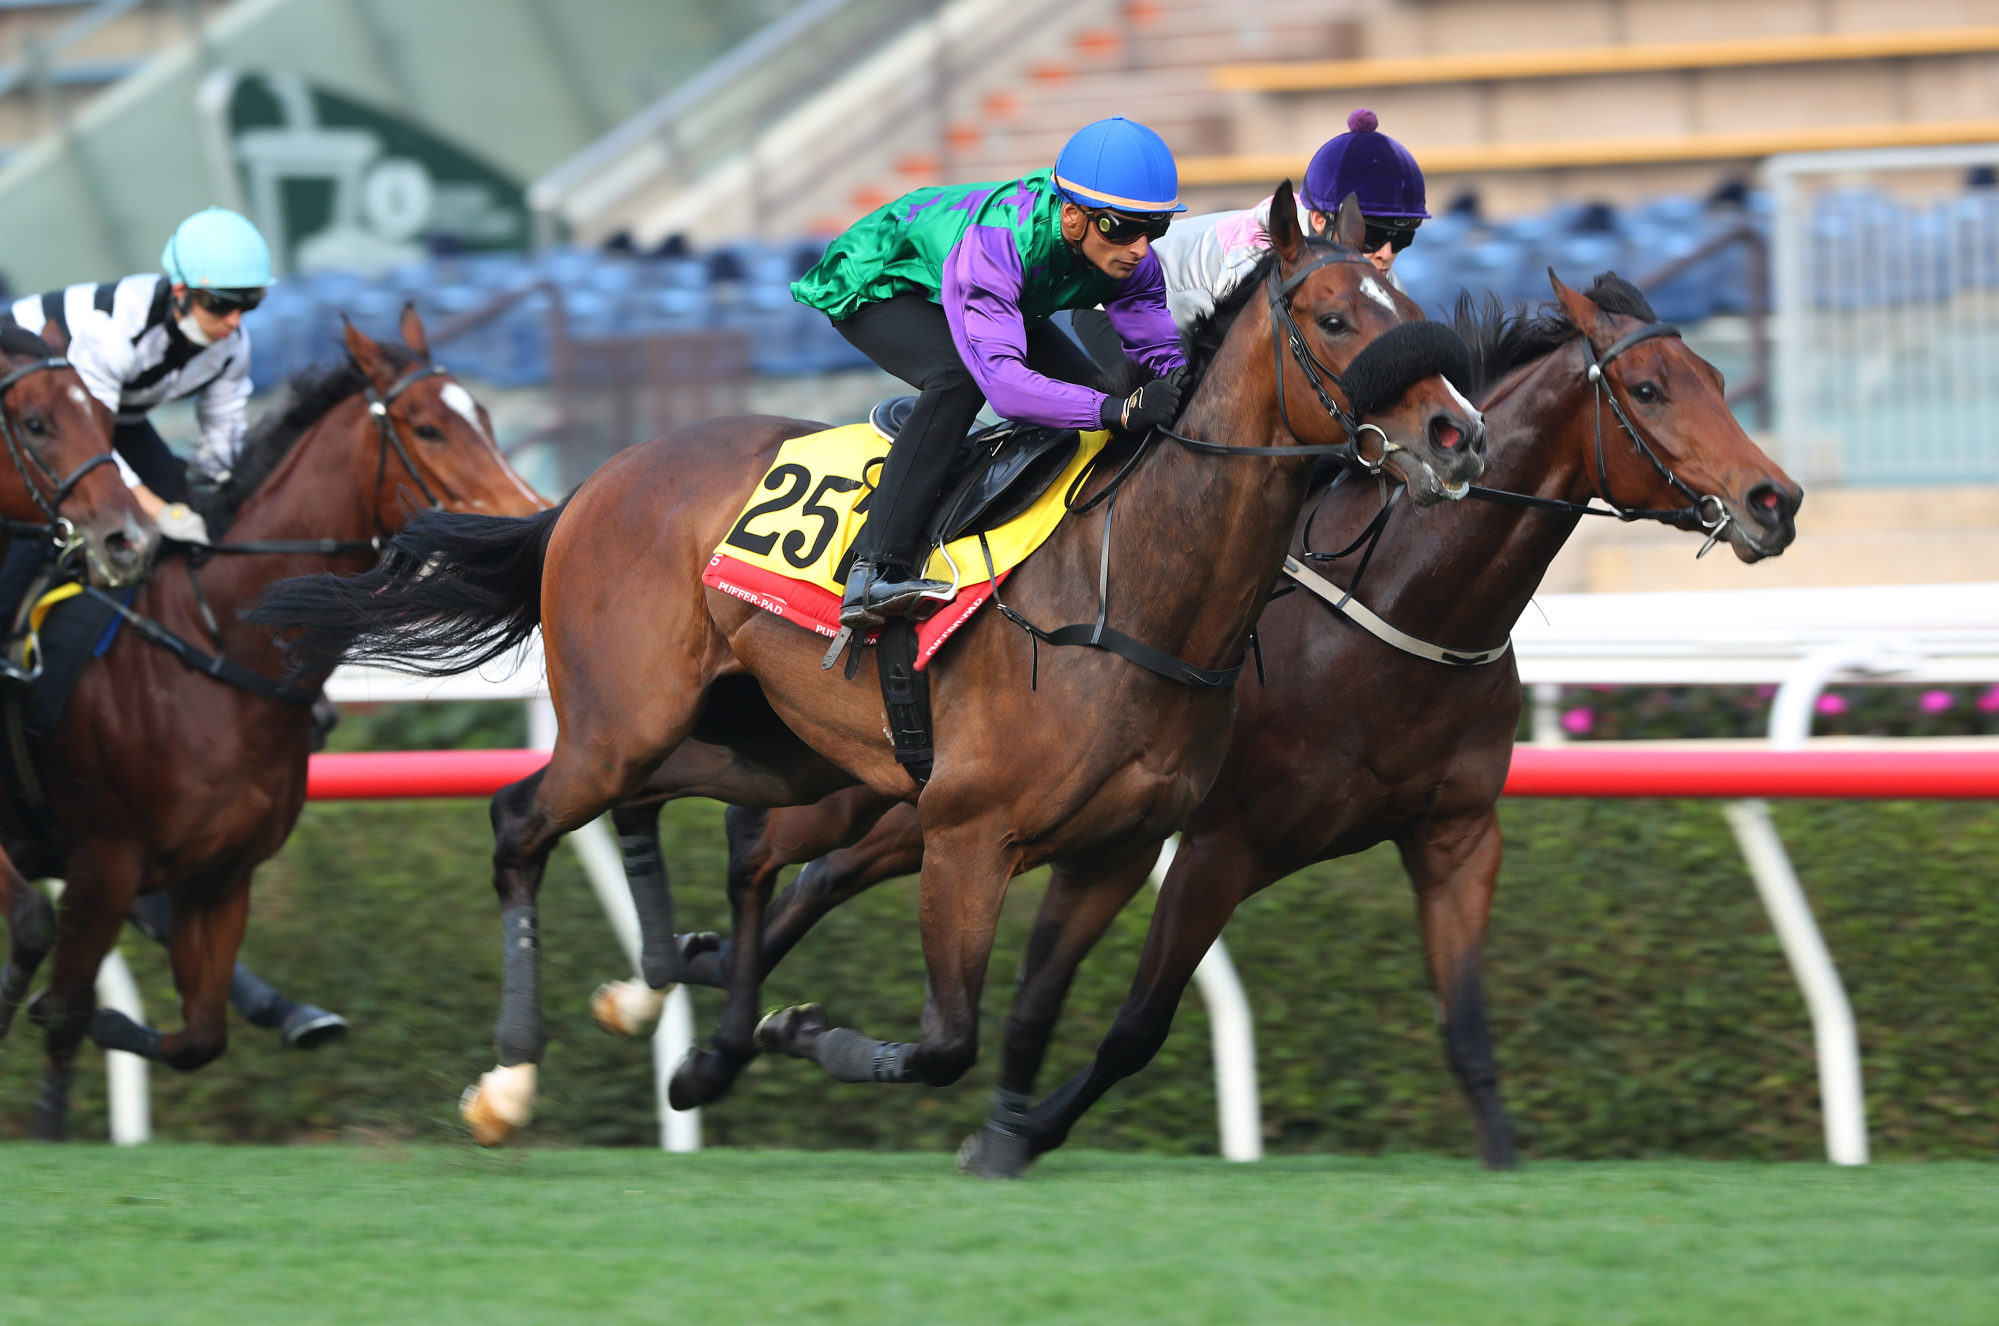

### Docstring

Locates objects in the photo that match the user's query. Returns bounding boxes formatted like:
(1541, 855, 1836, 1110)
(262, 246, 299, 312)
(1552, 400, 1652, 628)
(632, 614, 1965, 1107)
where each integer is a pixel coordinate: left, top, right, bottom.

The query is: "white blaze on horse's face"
(68, 386, 88, 407)
(1359, 276, 1397, 314)
(440, 382, 487, 439)
(1441, 376, 1482, 428)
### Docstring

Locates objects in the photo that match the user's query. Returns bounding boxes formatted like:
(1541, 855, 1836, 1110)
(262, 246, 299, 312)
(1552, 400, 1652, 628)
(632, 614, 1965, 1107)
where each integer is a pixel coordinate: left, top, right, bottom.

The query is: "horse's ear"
(1267, 179, 1304, 263)
(38, 320, 68, 355)
(1549, 268, 1613, 340)
(342, 316, 391, 387)
(399, 302, 431, 360)
(1332, 192, 1366, 251)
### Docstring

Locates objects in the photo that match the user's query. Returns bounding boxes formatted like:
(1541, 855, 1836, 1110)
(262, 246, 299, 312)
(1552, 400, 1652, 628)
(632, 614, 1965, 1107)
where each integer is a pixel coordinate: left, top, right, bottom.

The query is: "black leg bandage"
(89, 1007, 163, 1060)
(816, 1027, 914, 1083)
(229, 963, 296, 1030)
(493, 904, 544, 1066)
(618, 831, 680, 989)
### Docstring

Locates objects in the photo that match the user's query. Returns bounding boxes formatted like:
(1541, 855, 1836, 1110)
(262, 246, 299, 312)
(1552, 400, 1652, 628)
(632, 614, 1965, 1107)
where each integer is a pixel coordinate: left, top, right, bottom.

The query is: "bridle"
(0, 355, 121, 544)
(1465, 320, 1736, 558)
(363, 362, 450, 525)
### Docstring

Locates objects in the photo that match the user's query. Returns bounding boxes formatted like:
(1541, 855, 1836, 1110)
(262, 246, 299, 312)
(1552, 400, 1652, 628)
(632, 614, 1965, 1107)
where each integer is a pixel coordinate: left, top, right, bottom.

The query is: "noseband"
(0, 356, 121, 541)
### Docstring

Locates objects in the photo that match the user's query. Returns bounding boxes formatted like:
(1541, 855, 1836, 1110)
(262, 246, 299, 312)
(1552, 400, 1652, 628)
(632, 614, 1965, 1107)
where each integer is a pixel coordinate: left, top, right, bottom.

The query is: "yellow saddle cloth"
(703, 420, 1108, 658)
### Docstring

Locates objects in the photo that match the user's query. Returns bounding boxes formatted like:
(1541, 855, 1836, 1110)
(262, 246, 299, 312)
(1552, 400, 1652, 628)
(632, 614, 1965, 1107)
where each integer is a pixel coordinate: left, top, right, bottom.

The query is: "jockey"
(1151, 108, 1427, 333)
(4, 206, 272, 545)
(793, 116, 1190, 628)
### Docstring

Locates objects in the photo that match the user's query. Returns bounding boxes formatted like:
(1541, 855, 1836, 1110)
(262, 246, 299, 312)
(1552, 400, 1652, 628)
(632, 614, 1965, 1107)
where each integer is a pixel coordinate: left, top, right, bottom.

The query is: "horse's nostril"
(1745, 482, 1790, 528)
(1431, 417, 1464, 451)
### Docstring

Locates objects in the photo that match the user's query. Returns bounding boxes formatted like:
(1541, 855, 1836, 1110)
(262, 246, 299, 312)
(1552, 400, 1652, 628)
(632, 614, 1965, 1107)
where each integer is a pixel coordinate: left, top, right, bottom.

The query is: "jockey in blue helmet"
(4, 206, 273, 544)
(794, 116, 1190, 626)
(1151, 108, 1428, 332)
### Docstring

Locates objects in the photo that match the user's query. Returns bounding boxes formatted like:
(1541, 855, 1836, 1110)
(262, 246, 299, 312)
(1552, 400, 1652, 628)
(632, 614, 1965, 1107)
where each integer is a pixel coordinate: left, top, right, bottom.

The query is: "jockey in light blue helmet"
(4, 206, 273, 544)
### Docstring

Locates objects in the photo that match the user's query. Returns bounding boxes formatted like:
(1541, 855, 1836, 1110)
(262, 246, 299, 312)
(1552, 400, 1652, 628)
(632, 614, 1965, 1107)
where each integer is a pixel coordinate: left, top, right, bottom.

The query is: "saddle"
(868, 396, 1084, 548)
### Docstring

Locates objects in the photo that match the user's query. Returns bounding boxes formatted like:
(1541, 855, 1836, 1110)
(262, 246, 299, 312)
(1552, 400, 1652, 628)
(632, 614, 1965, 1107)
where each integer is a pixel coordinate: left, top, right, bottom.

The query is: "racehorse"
(597, 271, 1802, 1175)
(0, 322, 157, 1058)
(0, 309, 547, 1140)
(252, 189, 1487, 1145)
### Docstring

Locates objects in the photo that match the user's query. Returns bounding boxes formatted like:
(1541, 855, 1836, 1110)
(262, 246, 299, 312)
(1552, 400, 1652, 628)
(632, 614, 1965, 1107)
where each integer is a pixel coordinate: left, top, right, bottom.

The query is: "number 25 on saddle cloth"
(701, 421, 1109, 670)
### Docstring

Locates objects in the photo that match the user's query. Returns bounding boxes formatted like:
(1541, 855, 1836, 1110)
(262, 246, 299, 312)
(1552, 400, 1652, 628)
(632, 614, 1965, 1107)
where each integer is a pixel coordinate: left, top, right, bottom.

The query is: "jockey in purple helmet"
(793, 116, 1190, 627)
(1151, 108, 1428, 332)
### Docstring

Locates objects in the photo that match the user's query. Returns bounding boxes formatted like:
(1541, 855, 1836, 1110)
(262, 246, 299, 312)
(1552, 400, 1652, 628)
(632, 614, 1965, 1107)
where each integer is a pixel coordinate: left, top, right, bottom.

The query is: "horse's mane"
(1452, 271, 1659, 397)
(197, 344, 420, 526)
(0, 325, 54, 359)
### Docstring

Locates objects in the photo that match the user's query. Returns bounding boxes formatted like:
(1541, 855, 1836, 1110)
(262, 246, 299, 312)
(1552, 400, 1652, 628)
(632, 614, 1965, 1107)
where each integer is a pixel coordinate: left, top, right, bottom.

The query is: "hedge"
(3, 794, 1996, 1159)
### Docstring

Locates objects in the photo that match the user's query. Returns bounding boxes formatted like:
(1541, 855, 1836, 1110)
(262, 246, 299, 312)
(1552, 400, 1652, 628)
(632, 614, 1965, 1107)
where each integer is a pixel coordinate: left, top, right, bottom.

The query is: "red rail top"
(305, 746, 1999, 801)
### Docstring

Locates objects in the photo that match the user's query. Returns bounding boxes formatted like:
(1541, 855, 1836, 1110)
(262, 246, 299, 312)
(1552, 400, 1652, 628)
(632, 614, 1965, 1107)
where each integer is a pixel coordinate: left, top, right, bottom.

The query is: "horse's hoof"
(956, 1124, 1030, 1180)
(675, 932, 730, 988)
(590, 979, 666, 1038)
(459, 1063, 537, 1146)
(753, 1003, 826, 1058)
(667, 1047, 741, 1110)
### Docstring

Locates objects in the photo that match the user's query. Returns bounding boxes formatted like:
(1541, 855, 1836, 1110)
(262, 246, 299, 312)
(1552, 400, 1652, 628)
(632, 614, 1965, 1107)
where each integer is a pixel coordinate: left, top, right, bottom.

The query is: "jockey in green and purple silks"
(792, 116, 1190, 627)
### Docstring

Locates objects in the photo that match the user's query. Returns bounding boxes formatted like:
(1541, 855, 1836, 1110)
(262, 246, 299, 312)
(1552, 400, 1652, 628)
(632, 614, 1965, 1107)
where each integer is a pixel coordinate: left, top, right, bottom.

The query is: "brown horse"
(0, 309, 546, 1139)
(0, 322, 157, 1056)
(253, 187, 1486, 1144)
(604, 271, 1802, 1174)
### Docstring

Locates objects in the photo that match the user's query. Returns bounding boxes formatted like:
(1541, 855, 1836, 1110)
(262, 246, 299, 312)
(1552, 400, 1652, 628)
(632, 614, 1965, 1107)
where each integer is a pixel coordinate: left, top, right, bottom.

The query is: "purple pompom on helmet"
(1302, 108, 1428, 219)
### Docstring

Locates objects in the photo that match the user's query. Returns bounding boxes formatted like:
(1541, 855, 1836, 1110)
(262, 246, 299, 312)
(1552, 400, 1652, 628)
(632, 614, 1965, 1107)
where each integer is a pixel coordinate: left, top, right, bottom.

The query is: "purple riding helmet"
(1303, 108, 1430, 236)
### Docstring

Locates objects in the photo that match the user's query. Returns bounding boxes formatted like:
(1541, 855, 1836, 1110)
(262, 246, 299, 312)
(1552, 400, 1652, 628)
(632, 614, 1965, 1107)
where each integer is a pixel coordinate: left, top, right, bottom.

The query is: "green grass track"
(2, 1148, 1993, 1324)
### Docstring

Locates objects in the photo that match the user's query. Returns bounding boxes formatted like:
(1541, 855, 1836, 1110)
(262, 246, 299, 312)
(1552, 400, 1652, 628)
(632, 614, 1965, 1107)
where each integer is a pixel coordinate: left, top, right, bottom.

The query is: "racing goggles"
(1089, 209, 1174, 245)
(191, 286, 266, 315)
(1360, 217, 1422, 254)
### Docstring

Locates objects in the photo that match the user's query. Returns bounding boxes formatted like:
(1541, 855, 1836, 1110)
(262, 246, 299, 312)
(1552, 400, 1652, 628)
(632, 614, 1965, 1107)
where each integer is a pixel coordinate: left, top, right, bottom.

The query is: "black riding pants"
(834, 295, 1109, 571)
(113, 419, 188, 504)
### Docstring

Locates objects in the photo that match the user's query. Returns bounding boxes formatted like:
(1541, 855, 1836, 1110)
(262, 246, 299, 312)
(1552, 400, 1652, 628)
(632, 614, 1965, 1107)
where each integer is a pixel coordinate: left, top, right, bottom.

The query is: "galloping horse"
(254, 189, 1486, 1144)
(0, 310, 546, 1140)
(0, 322, 156, 1056)
(599, 271, 1801, 1174)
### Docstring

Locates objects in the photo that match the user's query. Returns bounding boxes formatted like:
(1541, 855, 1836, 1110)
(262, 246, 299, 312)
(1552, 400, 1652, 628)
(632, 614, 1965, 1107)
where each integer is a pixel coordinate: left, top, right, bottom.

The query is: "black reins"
(0, 356, 121, 541)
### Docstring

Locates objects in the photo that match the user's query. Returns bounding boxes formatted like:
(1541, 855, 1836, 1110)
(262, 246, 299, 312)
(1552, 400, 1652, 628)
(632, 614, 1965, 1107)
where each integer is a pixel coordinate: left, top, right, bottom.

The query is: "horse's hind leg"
(1398, 809, 1516, 1170)
(0, 855, 53, 1042)
(961, 850, 1154, 1178)
(585, 796, 683, 1038)
(664, 805, 782, 1108)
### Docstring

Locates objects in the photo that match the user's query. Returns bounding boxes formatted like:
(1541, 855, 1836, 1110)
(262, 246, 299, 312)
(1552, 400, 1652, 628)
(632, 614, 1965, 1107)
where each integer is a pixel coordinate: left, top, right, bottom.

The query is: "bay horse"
(253, 188, 1487, 1145)
(0, 322, 157, 1055)
(0, 309, 546, 1140)
(602, 271, 1801, 1175)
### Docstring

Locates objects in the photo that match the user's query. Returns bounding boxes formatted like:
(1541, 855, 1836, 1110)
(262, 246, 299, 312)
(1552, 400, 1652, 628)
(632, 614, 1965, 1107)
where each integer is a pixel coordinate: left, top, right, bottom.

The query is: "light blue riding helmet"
(1053, 116, 1186, 214)
(160, 206, 273, 290)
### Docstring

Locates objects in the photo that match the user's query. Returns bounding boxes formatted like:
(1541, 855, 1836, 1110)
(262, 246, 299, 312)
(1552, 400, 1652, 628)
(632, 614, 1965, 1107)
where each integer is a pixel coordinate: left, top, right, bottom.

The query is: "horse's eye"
(1632, 382, 1661, 404)
(1317, 313, 1347, 335)
(415, 423, 446, 442)
(21, 414, 48, 438)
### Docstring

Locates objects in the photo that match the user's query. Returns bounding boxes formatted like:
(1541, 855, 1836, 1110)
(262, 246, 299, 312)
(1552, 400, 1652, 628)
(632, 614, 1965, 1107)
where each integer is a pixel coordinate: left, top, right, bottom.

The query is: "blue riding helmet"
(1303, 109, 1429, 219)
(1054, 116, 1187, 215)
(160, 206, 274, 290)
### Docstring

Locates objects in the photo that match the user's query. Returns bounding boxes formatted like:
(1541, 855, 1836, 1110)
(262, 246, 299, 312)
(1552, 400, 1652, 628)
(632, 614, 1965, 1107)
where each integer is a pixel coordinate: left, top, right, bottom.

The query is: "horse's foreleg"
(30, 841, 140, 1139)
(1019, 828, 1265, 1168)
(749, 794, 915, 979)
(1398, 808, 1515, 1170)
(962, 851, 1155, 1178)
(758, 813, 1013, 1094)
(0, 854, 53, 1043)
(665, 805, 780, 1108)
(91, 877, 252, 1074)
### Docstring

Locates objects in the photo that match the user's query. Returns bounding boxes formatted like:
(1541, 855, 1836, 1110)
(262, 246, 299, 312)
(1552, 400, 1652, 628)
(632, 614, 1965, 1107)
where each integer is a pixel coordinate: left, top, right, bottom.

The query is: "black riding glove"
(1100, 366, 1190, 435)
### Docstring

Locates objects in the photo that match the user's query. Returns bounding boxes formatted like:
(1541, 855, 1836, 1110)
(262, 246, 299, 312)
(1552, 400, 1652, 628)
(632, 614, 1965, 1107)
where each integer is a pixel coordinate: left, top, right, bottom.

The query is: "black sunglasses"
(191, 287, 265, 314)
(1089, 209, 1173, 245)
(1360, 217, 1422, 254)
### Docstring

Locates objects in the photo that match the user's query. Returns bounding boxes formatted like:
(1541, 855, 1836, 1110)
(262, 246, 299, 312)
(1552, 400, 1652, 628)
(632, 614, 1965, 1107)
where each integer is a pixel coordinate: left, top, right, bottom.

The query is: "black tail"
(248, 503, 565, 677)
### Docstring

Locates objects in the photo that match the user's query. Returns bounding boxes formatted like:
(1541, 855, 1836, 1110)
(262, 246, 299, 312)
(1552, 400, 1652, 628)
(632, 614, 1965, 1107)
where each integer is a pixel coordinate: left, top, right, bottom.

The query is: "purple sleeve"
(942, 226, 1111, 430)
(1103, 250, 1187, 377)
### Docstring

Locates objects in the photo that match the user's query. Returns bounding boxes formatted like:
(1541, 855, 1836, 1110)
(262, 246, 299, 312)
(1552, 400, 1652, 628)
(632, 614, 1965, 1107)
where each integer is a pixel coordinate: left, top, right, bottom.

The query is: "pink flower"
(1815, 692, 1848, 716)
(1560, 706, 1595, 735)
(1979, 686, 1999, 714)
(1919, 690, 1955, 714)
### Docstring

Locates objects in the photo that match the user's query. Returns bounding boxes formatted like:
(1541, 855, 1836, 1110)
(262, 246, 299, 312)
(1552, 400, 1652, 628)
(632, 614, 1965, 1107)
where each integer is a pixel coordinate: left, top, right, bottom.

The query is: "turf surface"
(2, 1148, 1992, 1324)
